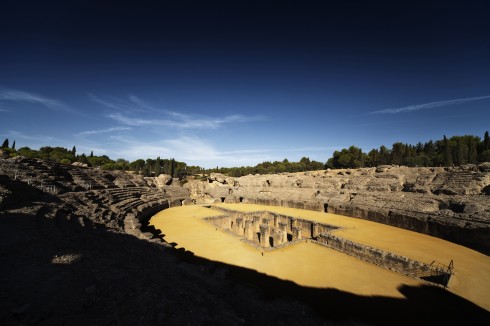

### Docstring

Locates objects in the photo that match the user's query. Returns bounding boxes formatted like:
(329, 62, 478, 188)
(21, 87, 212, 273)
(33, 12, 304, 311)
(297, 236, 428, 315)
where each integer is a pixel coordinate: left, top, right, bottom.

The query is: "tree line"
(205, 157, 325, 177)
(0, 139, 325, 178)
(2, 131, 489, 177)
(0, 142, 199, 178)
(326, 132, 490, 169)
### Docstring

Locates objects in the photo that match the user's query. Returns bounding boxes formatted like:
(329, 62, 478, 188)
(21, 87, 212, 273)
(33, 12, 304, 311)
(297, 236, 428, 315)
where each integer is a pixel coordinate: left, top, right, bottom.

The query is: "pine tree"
(1, 138, 8, 148)
(366, 149, 379, 167)
(391, 142, 405, 165)
(379, 145, 390, 165)
(11, 140, 16, 150)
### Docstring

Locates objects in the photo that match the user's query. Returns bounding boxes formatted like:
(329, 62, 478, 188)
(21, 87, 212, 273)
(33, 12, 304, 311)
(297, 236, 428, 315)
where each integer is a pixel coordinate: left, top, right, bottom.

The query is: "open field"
(150, 203, 490, 310)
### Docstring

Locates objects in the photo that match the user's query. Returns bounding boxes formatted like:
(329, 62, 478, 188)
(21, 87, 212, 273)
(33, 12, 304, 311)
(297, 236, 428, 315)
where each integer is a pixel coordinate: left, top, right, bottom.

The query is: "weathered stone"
(184, 165, 490, 254)
(376, 165, 392, 173)
(0, 155, 488, 324)
(259, 224, 270, 247)
(144, 174, 172, 187)
(292, 226, 302, 240)
(479, 162, 490, 172)
(1, 155, 489, 253)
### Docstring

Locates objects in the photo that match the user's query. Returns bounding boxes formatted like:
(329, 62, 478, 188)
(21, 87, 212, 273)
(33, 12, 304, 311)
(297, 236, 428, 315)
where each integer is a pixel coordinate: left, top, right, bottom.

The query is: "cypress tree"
(155, 157, 162, 176)
(415, 142, 423, 153)
(1, 138, 8, 148)
(145, 163, 152, 177)
(468, 137, 477, 164)
(424, 141, 436, 163)
(484, 131, 490, 150)
(71, 146, 76, 157)
(170, 159, 175, 177)
(456, 138, 464, 165)
(443, 135, 453, 166)
(11, 140, 16, 150)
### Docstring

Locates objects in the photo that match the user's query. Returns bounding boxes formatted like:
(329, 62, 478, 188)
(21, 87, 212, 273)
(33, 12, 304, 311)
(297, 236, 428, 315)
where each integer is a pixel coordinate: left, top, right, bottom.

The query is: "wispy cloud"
(369, 95, 490, 114)
(109, 136, 272, 166)
(91, 94, 265, 130)
(127, 95, 193, 119)
(127, 95, 159, 112)
(74, 126, 132, 137)
(0, 88, 82, 115)
(6, 130, 54, 143)
(90, 93, 174, 115)
(88, 93, 142, 113)
(283, 146, 341, 153)
(219, 146, 339, 155)
(103, 135, 333, 168)
(0, 108, 9, 112)
(107, 112, 263, 129)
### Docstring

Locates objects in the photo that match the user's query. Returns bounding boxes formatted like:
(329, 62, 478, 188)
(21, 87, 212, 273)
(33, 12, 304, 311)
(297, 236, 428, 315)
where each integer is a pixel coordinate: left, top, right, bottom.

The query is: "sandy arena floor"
(150, 204, 490, 310)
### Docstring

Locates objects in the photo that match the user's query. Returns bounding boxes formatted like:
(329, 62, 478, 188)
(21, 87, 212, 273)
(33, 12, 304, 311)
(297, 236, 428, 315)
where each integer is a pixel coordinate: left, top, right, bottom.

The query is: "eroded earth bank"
(1, 156, 489, 325)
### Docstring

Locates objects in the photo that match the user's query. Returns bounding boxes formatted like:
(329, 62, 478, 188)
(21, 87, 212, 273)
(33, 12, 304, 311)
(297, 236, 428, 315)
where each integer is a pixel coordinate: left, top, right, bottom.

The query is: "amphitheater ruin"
(196, 206, 453, 283)
(1, 156, 489, 324)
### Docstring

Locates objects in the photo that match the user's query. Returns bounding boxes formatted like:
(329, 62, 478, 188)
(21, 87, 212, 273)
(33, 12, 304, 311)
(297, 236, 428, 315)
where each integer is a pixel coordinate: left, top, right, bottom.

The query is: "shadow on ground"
(1, 211, 488, 325)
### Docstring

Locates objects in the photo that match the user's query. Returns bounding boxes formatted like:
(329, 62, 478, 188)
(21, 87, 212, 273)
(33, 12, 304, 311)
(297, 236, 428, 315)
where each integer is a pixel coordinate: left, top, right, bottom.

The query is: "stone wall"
(206, 207, 339, 249)
(0, 156, 191, 243)
(2, 156, 489, 254)
(317, 234, 428, 277)
(185, 165, 490, 254)
(316, 233, 451, 286)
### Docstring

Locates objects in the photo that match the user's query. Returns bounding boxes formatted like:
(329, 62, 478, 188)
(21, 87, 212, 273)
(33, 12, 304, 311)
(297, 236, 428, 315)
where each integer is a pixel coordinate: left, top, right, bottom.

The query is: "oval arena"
(1, 157, 489, 324)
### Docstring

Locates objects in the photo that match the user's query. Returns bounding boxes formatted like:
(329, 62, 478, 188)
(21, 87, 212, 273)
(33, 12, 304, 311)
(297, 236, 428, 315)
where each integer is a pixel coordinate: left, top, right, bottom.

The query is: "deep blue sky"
(1, 1, 489, 167)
